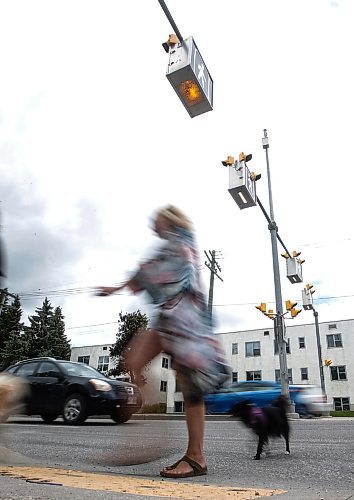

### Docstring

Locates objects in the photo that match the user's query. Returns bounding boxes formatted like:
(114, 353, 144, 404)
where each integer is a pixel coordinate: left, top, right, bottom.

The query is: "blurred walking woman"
(96, 205, 229, 478)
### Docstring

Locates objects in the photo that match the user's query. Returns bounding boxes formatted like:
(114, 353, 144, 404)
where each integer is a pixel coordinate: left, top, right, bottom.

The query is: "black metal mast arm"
(158, 0, 184, 43)
(257, 196, 291, 258)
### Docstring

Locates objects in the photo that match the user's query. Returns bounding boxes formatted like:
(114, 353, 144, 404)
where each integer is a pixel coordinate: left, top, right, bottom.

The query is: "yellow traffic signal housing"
(290, 307, 302, 318)
(167, 34, 180, 46)
(255, 303, 266, 313)
(297, 258, 305, 264)
(281, 252, 290, 259)
(306, 284, 315, 294)
(221, 155, 235, 167)
(267, 309, 275, 319)
(285, 300, 297, 311)
(239, 152, 252, 162)
(250, 172, 262, 181)
(292, 251, 301, 257)
(324, 358, 332, 366)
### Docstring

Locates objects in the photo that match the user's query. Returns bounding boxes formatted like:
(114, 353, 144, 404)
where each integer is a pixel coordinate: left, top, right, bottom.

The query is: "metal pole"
(208, 251, 215, 318)
(313, 309, 326, 396)
(158, 0, 184, 44)
(262, 130, 290, 401)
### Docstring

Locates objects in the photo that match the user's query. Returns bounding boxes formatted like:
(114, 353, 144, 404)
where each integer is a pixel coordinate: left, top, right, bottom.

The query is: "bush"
(330, 410, 354, 417)
(139, 403, 167, 414)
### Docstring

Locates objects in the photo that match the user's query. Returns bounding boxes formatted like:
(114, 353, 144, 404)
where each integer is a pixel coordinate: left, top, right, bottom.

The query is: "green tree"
(109, 310, 148, 384)
(50, 306, 71, 359)
(25, 297, 54, 358)
(0, 294, 26, 369)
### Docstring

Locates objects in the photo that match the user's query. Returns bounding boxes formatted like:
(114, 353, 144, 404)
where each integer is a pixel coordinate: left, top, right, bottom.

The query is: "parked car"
(203, 380, 328, 417)
(5, 357, 142, 424)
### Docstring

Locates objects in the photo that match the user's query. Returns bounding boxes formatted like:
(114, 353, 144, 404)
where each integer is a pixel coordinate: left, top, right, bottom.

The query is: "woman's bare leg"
(125, 329, 163, 383)
(161, 373, 206, 476)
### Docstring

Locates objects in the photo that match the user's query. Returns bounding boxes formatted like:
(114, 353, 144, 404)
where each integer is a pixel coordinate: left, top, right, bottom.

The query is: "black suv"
(5, 357, 142, 425)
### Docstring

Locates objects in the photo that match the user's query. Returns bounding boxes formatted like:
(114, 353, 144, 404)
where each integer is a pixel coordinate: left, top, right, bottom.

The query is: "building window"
(174, 401, 185, 412)
(232, 343, 238, 355)
(327, 333, 343, 348)
(103, 346, 107, 351)
(333, 397, 350, 411)
(298, 337, 306, 349)
(274, 339, 291, 354)
(275, 369, 293, 384)
(328, 323, 337, 330)
(97, 356, 109, 372)
(301, 367, 309, 380)
(330, 365, 347, 381)
(246, 370, 262, 381)
(78, 355, 90, 365)
(232, 372, 238, 383)
(245, 341, 261, 357)
(160, 380, 167, 392)
(264, 331, 270, 336)
(162, 357, 169, 369)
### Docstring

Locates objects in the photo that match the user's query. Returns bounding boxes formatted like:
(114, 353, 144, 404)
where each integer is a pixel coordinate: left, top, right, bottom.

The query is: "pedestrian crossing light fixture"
(227, 152, 258, 210)
(324, 358, 332, 367)
(282, 250, 304, 283)
(165, 36, 213, 118)
(302, 283, 315, 310)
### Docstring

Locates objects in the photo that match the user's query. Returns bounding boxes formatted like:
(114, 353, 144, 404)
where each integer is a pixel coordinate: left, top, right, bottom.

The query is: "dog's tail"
(273, 395, 289, 413)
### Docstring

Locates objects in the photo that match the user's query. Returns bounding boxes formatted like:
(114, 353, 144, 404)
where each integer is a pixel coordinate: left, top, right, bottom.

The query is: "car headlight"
(89, 379, 112, 392)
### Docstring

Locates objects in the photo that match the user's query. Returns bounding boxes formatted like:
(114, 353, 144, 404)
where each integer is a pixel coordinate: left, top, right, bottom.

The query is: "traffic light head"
(250, 172, 262, 181)
(255, 303, 266, 313)
(239, 152, 252, 162)
(281, 252, 290, 259)
(324, 358, 332, 366)
(221, 155, 235, 167)
(306, 283, 315, 294)
(290, 307, 302, 318)
(286, 300, 297, 311)
(267, 309, 275, 319)
(292, 251, 301, 257)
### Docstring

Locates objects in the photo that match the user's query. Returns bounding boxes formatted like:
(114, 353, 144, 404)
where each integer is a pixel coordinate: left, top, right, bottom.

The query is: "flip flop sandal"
(160, 455, 208, 478)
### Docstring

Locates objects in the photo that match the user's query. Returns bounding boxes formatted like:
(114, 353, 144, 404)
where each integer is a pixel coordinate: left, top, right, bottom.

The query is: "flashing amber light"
(179, 80, 203, 107)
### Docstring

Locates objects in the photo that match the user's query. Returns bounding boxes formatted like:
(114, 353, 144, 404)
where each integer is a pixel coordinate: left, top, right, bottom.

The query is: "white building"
(70, 318, 354, 413)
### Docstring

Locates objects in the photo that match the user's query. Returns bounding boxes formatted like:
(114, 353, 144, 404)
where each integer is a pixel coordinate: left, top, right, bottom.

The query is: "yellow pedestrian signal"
(255, 303, 266, 313)
(285, 300, 297, 311)
(290, 308, 302, 318)
(221, 155, 235, 167)
(292, 251, 301, 257)
(324, 358, 332, 366)
(297, 258, 305, 264)
(281, 253, 290, 259)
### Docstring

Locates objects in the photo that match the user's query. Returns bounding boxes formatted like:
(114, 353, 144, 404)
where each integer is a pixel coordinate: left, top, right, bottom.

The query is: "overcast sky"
(0, 0, 353, 347)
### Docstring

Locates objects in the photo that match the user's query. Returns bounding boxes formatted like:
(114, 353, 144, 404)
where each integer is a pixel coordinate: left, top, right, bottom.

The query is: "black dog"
(232, 395, 290, 460)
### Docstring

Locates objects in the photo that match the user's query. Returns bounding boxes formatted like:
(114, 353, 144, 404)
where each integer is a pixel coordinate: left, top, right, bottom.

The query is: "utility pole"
(204, 250, 223, 318)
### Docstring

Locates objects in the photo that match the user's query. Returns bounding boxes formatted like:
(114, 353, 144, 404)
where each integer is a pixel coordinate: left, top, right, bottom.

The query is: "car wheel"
(111, 410, 132, 424)
(40, 413, 59, 423)
(63, 393, 87, 425)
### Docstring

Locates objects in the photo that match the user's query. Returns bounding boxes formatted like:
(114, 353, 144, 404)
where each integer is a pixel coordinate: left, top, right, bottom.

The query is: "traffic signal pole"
(313, 309, 326, 396)
(261, 130, 290, 402)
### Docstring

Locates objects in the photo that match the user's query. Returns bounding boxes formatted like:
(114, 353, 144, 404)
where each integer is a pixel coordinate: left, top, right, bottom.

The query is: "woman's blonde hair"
(156, 205, 193, 232)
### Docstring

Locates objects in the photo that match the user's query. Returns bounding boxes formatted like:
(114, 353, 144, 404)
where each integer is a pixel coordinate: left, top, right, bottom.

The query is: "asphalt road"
(0, 416, 353, 499)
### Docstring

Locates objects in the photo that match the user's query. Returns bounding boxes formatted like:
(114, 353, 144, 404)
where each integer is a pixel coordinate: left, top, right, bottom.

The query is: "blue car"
(203, 380, 322, 416)
(203, 380, 282, 414)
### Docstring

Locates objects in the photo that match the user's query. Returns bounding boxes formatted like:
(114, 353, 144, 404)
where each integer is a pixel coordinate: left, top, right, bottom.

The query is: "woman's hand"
(94, 286, 123, 297)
